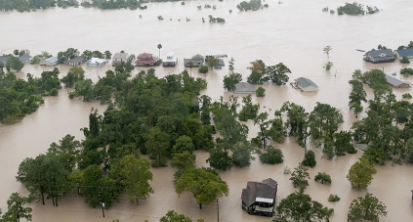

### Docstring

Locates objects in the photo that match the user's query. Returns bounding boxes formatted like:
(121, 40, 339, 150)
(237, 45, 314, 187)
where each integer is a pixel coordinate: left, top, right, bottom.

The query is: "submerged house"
(241, 178, 278, 217)
(234, 82, 256, 93)
(135, 53, 157, 66)
(68, 56, 87, 66)
(86, 58, 107, 67)
(215, 59, 225, 69)
(385, 74, 410, 88)
(295, 77, 318, 92)
(395, 49, 413, 59)
(40, 56, 59, 66)
(0, 55, 32, 64)
(163, 52, 178, 67)
(363, 49, 395, 63)
(184, 54, 204, 67)
(112, 53, 130, 66)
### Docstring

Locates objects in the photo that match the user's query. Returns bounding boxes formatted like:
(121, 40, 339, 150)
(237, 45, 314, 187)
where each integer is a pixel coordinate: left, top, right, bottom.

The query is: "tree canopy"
(346, 158, 377, 189)
(348, 193, 387, 222)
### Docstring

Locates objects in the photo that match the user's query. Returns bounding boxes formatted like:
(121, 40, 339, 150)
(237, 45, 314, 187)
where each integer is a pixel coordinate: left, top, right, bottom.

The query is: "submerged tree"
(289, 165, 310, 190)
(267, 62, 291, 85)
(348, 193, 387, 222)
(0, 193, 32, 222)
(160, 210, 192, 222)
(223, 73, 242, 91)
(347, 158, 377, 189)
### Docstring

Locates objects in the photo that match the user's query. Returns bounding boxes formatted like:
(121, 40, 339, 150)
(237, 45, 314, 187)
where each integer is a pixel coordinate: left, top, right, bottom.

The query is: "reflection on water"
(1, 0, 413, 221)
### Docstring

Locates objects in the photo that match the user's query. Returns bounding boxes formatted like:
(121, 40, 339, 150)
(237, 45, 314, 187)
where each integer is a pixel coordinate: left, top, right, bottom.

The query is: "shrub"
(256, 86, 265, 97)
(324, 61, 333, 71)
(400, 68, 413, 77)
(337, 2, 365, 15)
(330, 9, 335, 14)
(400, 56, 410, 64)
(49, 88, 58, 96)
(198, 65, 209, 73)
(403, 93, 412, 99)
(259, 146, 283, 164)
(157, 15, 164, 20)
(302, 150, 316, 168)
(314, 172, 332, 184)
(328, 194, 340, 202)
(283, 166, 291, 174)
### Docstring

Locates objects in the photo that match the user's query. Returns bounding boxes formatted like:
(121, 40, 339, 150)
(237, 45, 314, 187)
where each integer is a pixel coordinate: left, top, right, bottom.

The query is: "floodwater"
(1, 0, 413, 221)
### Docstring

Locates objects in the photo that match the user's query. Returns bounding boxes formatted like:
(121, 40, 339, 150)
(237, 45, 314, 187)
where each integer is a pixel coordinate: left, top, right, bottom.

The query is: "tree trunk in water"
(199, 203, 202, 209)
(41, 190, 45, 205)
(56, 196, 58, 207)
(52, 196, 55, 206)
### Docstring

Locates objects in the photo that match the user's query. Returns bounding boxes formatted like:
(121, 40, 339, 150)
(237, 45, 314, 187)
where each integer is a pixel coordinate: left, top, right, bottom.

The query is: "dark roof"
(368, 49, 395, 61)
(19, 55, 32, 62)
(0, 56, 9, 64)
(68, 56, 86, 63)
(296, 77, 318, 88)
(395, 49, 413, 57)
(385, 74, 406, 87)
(241, 178, 277, 207)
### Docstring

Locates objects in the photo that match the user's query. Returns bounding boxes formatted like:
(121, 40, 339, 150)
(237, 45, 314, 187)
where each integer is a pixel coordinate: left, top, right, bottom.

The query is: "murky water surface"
(1, 0, 413, 221)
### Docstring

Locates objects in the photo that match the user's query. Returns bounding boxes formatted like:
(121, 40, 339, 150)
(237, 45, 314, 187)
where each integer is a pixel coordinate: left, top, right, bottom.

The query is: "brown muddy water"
(1, 0, 413, 221)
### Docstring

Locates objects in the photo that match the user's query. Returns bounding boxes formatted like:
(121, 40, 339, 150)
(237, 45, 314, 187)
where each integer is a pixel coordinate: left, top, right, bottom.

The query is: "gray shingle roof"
(68, 56, 86, 63)
(395, 49, 413, 57)
(113, 53, 128, 60)
(45, 56, 58, 63)
(0, 56, 9, 64)
(241, 179, 277, 207)
(385, 74, 406, 87)
(296, 77, 318, 88)
(19, 55, 32, 62)
(368, 49, 395, 61)
(234, 82, 255, 92)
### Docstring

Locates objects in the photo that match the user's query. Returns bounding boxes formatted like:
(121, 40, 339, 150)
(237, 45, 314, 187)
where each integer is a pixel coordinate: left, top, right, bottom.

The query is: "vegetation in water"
(302, 150, 316, 167)
(208, 15, 225, 23)
(402, 93, 412, 99)
(314, 172, 332, 184)
(237, 0, 265, 11)
(347, 158, 377, 189)
(401, 67, 413, 76)
(289, 165, 310, 190)
(0, 0, 78, 12)
(259, 146, 283, 164)
(328, 194, 340, 202)
(400, 56, 410, 64)
(247, 60, 292, 85)
(223, 73, 242, 91)
(31, 51, 53, 64)
(337, 2, 365, 15)
(198, 65, 209, 73)
(324, 61, 333, 71)
(348, 193, 387, 222)
(256, 86, 265, 97)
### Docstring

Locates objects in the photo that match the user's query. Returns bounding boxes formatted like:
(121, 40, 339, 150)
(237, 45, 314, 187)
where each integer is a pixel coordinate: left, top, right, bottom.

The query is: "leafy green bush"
(237, 0, 263, 11)
(400, 56, 410, 64)
(324, 61, 333, 71)
(403, 93, 412, 99)
(401, 68, 413, 77)
(337, 2, 365, 15)
(198, 65, 209, 73)
(328, 194, 340, 202)
(330, 10, 335, 14)
(302, 150, 316, 168)
(259, 146, 283, 164)
(314, 172, 332, 184)
(256, 86, 265, 97)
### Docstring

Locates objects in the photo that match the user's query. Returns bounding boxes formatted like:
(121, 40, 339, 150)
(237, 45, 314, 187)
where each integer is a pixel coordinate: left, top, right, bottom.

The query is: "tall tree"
(1, 193, 32, 222)
(171, 151, 196, 171)
(309, 102, 343, 146)
(172, 136, 195, 154)
(277, 102, 309, 147)
(232, 142, 255, 167)
(272, 190, 333, 222)
(252, 112, 271, 149)
(266, 62, 291, 85)
(175, 168, 229, 209)
(289, 165, 310, 190)
(104, 51, 112, 60)
(160, 210, 192, 222)
(347, 158, 377, 189)
(6, 57, 24, 71)
(323, 45, 332, 59)
(61, 66, 85, 88)
(239, 94, 260, 121)
(206, 57, 219, 71)
(206, 146, 233, 171)
(145, 127, 170, 167)
(157, 44, 162, 59)
(223, 73, 242, 91)
(348, 193, 387, 222)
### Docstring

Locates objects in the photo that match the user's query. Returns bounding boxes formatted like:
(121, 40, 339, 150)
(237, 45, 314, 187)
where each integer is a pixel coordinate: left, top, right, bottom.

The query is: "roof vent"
(380, 53, 386, 57)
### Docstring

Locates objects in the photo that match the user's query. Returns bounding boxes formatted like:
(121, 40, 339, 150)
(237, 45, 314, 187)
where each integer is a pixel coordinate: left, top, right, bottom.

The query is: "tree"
(239, 94, 260, 121)
(289, 165, 310, 190)
(323, 46, 332, 58)
(267, 63, 291, 85)
(232, 142, 255, 167)
(247, 70, 266, 84)
(348, 193, 387, 222)
(259, 146, 283, 164)
(157, 44, 162, 59)
(0, 61, 4, 73)
(119, 154, 154, 204)
(277, 102, 309, 147)
(346, 158, 377, 189)
(171, 151, 196, 171)
(252, 112, 271, 148)
(322, 136, 335, 159)
(160, 210, 192, 222)
(309, 102, 343, 146)
(104, 51, 112, 60)
(206, 147, 233, 170)
(13, 49, 19, 56)
(198, 65, 208, 74)
(145, 127, 170, 167)
(302, 150, 316, 167)
(6, 57, 24, 71)
(272, 190, 333, 222)
(0, 193, 32, 222)
(228, 57, 235, 71)
(188, 61, 194, 75)
(256, 86, 265, 97)
(400, 56, 410, 64)
(61, 66, 85, 87)
(334, 131, 356, 156)
(223, 73, 242, 91)
(314, 172, 331, 184)
(175, 168, 229, 209)
(173, 136, 195, 154)
(206, 56, 219, 70)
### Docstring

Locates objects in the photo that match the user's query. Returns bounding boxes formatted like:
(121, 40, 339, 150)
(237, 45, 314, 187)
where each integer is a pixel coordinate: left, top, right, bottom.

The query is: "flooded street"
(1, 0, 413, 221)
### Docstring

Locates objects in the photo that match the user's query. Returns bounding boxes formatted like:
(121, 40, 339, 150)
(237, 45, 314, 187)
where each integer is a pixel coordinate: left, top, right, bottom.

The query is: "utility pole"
(217, 199, 219, 222)
(101, 203, 105, 217)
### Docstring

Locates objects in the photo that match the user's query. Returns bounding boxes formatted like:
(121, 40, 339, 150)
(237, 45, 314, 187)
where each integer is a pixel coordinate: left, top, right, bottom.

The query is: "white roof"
(164, 52, 178, 62)
(256, 197, 273, 203)
(89, 58, 106, 63)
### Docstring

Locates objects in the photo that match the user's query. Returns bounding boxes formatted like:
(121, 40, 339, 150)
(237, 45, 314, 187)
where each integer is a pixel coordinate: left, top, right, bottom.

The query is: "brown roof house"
(135, 53, 157, 66)
(241, 178, 278, 217)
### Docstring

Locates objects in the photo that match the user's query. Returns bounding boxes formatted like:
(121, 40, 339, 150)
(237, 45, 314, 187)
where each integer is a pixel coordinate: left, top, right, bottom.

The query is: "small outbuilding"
(112, 53, 130, 66)
(295, 77, 318, 92)
(363, 49, 396, 63)
(395, 49, 413, 59)
(68, 56, 87, 66)
(241, 178, 278, 217)
(385, 74, 410, 88)
(184, 54, 204, 67)
(86, 58, 107, 67)
(163, 52, 178, 67)
(135, 53, 157, 66)
(40, 56, 59, 66)
(234, 82, 256, 93)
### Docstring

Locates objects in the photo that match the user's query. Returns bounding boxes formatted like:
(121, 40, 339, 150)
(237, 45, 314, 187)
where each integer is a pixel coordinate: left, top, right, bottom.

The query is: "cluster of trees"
(0, 0, 78, 12)
(336, 2, 366, 15)
(237, 0, 268, 11)
(349, 70, 367, 117)
(401, 67, 413, 76)
(0, 68, 61, 124)
(208, 15, 225, 23)
(57, 48, 80, 64)
(397, 41, 413, 50)
(80, 0, 146, 10)
(0, 193, 32, 222)
(0, 55, 24, 72)
(246, 60, 292, 86)
(31, 51, 53, 64)
(82, 50, 112, 60)
(352, 69, 413, 164)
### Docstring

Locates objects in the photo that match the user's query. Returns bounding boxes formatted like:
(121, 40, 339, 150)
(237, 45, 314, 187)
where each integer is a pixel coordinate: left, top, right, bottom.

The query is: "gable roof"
(296, 77, 318, 88)
(0, 56, 9, 64)
(368, 49, 395, 60)
(234, 82, 255, 92)
(19, 55, 32, 62)
(137, 53, 153, 60)
(113, 53, 128, 60)
(191, 54, 204, 59)
(241, 179, 277, 207)
(395, 49, 413, 57)
(385, 74, 406, 87)
(68, 56, 86, 63)
(45, 56, 58, 63)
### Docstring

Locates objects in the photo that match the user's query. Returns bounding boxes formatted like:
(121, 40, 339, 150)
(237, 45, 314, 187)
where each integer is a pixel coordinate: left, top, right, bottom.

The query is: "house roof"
(241, 179, 277, 207)
(68, 56, 86, 63)
(0, 56, 9, 64)
(137, 53, 153, 60)
(368, 49, 395, 60)
(19, 55, 32, 62)
(296, 77, 318, 88)
(234, 82, 255, 92)
(45, 56, 58, 63)
(385, 74, 406, 87)
(113, 53, 128, 59)
(191, 54, 204, 59)
(88, 58, 106, 63)
(395, 49, 413, 57)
